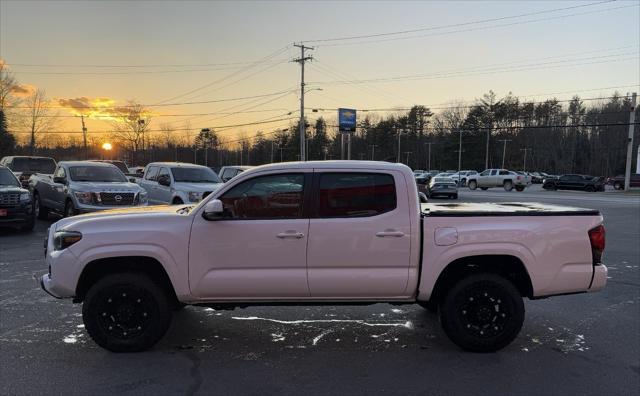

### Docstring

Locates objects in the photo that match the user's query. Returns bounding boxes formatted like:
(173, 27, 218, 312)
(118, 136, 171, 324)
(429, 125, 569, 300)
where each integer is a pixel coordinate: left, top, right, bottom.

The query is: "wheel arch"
(427, 254, 534, 305)
(74, 256, 179, 305)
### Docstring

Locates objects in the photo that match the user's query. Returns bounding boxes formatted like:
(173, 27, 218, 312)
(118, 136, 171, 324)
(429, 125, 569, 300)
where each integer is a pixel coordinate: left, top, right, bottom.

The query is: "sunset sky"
(1, 0, 639, 145)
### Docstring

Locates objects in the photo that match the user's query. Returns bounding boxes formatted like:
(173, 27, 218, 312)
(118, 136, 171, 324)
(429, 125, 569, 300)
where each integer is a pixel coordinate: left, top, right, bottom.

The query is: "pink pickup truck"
(40, 161, 607, 352)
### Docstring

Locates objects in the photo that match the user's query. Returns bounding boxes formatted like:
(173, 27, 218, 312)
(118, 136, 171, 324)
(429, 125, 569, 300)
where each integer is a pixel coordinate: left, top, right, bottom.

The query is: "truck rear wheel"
(439, 273, 524, 353)
(613, 181, 623, 190)
(82, 272, 172, 352)
(515, 186, 524, 192)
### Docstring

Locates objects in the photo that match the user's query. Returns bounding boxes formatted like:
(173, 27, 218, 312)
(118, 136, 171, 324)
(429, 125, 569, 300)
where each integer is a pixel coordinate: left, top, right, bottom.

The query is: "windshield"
(171, 167, 221, 183)
(69, 166, 128, 182)
(10, 158, 56, 173)
(0, 169, 20, 187)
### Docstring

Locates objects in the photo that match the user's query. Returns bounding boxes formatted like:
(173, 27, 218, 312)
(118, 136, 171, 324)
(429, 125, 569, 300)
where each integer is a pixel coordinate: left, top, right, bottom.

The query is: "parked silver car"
(138, 162, 224, 204)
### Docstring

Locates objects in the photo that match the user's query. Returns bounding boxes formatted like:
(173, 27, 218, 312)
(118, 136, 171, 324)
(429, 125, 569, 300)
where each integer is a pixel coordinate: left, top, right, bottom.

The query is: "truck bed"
(421, 202, 600, 217)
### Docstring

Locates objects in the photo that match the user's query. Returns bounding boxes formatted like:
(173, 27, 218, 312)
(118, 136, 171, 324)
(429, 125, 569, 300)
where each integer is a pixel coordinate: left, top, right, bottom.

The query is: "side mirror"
(418, 192, 428, 203)
(158, 175, 171, 187)
(53, 176, 66, 184)
(202, 199, 225, 221)
(129, 177, 137, 183)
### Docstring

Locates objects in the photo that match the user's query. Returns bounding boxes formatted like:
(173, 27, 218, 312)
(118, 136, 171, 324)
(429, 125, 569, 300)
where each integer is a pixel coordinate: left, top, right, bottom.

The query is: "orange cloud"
(10, 83, 36, 97)
(56, 96, 155, 121)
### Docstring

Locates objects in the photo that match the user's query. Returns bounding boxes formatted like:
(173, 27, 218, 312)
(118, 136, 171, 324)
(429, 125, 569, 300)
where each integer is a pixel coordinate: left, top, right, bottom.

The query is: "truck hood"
(0, 185, 28, 194)
(53, 204, 191, 231)
(172, 182, 223, 192)
(68, 181, 144, 192)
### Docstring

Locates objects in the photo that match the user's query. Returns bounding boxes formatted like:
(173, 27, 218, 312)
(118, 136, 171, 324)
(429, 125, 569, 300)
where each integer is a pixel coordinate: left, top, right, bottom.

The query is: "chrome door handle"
(277, 231, 304, 239)
(376, 230, 405, 237)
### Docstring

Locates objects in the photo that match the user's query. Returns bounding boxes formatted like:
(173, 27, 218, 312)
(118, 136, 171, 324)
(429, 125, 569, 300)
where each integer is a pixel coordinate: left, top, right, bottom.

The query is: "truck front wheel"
(439, 274, 524, 353)
(82, 273, 172, 352)
(503, 180, 513, 191)
(468, 180, 477, 190)
(34, 193, 49, 220)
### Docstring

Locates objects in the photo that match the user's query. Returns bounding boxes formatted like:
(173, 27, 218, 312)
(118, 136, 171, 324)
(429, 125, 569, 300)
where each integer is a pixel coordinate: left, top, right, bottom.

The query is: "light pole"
(369, 144, 377, 160)
(498, 139, 511, 169)
(404, 151, 412, 165)
(424, 142, 434, 171)
(520, 148, 531, 171)
(397, 127, 406, 163)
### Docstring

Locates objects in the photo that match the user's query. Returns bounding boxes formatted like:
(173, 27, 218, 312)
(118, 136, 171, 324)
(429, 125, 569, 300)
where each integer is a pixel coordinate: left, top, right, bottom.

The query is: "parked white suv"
(138, 162, 224, 204)
(467, 169, 530, 191)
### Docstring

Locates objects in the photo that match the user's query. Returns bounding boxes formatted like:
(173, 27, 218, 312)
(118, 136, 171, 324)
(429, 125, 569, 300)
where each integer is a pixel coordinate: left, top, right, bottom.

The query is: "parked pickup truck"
(0, 155, 57, 188)
(40, 161, 607, 353)
(30, 161, 148, 218)
(467, 169, 530, 191)
(543, 174, 605, 192)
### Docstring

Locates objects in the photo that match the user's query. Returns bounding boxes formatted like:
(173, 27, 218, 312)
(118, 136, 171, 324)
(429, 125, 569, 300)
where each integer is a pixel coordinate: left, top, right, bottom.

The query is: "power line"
(8, 107, 294, 119)
(4, 89, 296, 109)
(312, 3, 638, 47)
(7, 59, 293, 68)
(154, 45, 292, 105)
(310, 53, 638, 86)
(304, 0, 615, 43)
(9, 117, 298, 134)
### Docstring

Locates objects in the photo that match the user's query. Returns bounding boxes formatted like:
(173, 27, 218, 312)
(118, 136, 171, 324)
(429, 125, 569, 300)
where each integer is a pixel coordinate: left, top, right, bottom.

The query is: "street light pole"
(498, 139, 511, 169)
(397, 127, 402, 163)
(369, 144, 377, 160)
(624, 93, 637, 190)
(424, 142, 433, 171)
(520, 148, 530, 171)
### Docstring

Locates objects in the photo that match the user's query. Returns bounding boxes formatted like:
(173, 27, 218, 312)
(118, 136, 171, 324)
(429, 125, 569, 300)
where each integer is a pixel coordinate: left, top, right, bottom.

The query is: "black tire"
(439, 273, 524, 353)
(173, 302, 188, 311)
(503, 180, 513, 191)
(468, 180, 477, 190)
(585, 185, 595, 192)
(172, 197, 184, 205)
(64, 200, 77, 217)
(82, 272, 172, 352)
(480, 187, 489, 191)
(451, 194, 458, 199)
(613, 181, 623, 190)
(34, 193, 49, 220)
(418, 300, 438, 314)
(515, 186, 524, 192)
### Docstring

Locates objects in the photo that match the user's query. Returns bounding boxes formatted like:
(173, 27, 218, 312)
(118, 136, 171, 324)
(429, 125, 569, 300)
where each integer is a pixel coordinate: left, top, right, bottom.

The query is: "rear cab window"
(145, 166, 159, 181)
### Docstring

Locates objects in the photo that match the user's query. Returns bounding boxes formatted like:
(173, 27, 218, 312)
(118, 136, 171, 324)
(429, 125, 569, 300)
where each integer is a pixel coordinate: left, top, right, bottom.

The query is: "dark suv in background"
(0, 165, 35, 231)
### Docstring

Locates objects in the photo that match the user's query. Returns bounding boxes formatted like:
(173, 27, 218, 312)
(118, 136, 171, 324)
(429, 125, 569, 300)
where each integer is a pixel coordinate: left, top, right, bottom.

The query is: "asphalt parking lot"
(1, 185, 639, 396)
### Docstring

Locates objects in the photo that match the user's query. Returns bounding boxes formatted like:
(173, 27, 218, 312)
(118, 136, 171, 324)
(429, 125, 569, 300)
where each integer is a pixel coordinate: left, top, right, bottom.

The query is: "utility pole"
(424, 142, 433, 171)
(369, 144, 377, 160)
(293, 43, 313, 162)
(458, 130, 464, 176)
(80, 115, 88, 160)
(347, 133, 352, 160)
(485, 129, 491, 170)
(279, 147, 284, 162)
(404, 151, 412, 165)
(498, 139, 511, 169)
(271, 141, 275, 163)
(520, 148, 530, 171)
(624, 93, 637, 190)
(340, 133, 345, 160)
(397, 127, 403, 163)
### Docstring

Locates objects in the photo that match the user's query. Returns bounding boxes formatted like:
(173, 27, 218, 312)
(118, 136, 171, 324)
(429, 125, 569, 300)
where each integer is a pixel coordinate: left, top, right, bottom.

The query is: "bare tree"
(0, 61, 18, 111)
(23, 89, 57, 155)
(110, 101, 151, 165)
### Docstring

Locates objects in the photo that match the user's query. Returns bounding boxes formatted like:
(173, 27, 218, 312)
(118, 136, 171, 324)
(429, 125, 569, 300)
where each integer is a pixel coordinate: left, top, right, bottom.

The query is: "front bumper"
(588, 264, 608, 292)
(76, 202, 148, 213)
(0, 203, 34, 226)
(40, 274, 63, 299)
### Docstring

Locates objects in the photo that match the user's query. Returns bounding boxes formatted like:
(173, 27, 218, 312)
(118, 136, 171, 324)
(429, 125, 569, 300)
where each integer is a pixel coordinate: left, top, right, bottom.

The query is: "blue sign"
(338, 108, 357, 132)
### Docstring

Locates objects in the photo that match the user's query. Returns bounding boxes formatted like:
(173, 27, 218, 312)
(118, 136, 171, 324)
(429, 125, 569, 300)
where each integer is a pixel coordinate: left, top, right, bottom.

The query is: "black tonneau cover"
(421, 202, 600, 217)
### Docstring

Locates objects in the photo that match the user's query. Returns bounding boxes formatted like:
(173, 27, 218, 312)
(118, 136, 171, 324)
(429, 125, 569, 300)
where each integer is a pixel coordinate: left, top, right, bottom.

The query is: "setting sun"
(101, 142, 112, 151)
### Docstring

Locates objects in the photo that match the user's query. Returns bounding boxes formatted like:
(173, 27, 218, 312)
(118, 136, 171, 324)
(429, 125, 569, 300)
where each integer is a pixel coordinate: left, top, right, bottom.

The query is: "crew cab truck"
(467, 169, 530, 191)
(30, 161, 148, 218)
(40, 161, 607, 353)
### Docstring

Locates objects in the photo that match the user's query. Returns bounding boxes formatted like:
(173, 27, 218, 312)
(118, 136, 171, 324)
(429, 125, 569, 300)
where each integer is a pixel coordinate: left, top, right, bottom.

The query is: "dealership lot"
(1, 187, 638, 396)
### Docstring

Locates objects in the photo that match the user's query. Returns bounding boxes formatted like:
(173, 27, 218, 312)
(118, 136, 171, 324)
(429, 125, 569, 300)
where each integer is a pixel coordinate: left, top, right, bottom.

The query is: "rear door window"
(317, 173, 396, 218)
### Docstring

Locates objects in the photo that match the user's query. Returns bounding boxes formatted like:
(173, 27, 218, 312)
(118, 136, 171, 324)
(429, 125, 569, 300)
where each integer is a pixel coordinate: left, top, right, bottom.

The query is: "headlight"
(20, 192, 31, 202)
(188, 191, 203, 202)
(53, 231, 82, 251)
(74, 191, 93, 204)
(138, 191, 148, 204)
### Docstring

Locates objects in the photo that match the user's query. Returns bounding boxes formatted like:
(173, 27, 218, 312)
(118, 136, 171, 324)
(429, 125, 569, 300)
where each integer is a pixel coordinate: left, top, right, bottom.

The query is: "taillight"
(588, 225, 605, 264)
(517, 176, 522, 180)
